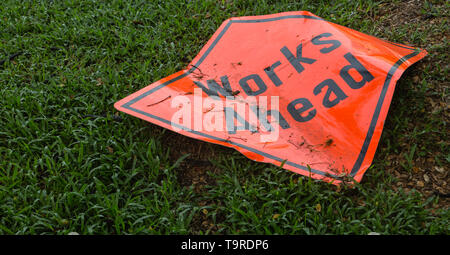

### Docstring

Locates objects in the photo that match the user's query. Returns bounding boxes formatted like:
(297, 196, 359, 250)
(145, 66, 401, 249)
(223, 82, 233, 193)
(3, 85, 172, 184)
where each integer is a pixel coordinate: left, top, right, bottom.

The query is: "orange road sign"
(115, 11, 427, 184)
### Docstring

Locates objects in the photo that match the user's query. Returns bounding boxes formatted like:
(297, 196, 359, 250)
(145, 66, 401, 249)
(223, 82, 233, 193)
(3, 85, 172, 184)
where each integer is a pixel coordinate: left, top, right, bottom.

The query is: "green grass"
(0, 0, 448, 234)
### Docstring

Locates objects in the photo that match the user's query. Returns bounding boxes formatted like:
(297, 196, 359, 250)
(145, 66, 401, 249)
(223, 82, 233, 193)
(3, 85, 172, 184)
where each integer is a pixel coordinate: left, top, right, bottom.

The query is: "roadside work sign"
(115, 11, 427, 184)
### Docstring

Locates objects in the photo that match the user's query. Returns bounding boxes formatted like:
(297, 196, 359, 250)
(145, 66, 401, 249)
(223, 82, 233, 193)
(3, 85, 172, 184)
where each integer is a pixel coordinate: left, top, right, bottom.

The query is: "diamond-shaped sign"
(115, 11, 427, 184)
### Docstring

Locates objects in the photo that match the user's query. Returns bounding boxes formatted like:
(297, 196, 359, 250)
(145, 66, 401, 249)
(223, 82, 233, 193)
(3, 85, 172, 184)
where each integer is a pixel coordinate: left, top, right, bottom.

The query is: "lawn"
(0, 0, 448, 234)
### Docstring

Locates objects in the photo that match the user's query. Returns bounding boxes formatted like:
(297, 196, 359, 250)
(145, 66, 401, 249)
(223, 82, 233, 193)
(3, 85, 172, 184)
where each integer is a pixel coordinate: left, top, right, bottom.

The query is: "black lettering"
(239, 74, 267, 96)
(264, 109, 290, 130)
(287, 98, 316, 122)
(225, 107, 251, 134)
(264, 61, 283, 87)
(313, 79, 348, 108)
(194, 75, 232, 98)
(250, 106, 290, 131)
(340, 52, 374, 89)
(280, 43, 316, 74)
(311, 33, 341, 53)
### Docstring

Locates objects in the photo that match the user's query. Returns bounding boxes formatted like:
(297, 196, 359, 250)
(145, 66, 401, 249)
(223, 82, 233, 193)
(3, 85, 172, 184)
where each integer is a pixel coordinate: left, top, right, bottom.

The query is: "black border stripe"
(123, 105, 336, 178)
(120, 14, 421, 181)
(384, 40, 417, 50)
(231, 15, 322, 23)
(349, 49, 420, 175)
